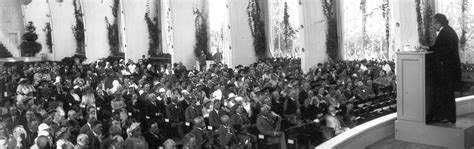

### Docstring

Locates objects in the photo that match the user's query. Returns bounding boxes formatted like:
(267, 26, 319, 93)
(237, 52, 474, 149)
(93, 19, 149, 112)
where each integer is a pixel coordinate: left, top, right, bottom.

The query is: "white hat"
(228, 93, 236, 99)
(159, 88, 166, 93)
(235, 96, 243, 102)
(38, 123, 50, 132)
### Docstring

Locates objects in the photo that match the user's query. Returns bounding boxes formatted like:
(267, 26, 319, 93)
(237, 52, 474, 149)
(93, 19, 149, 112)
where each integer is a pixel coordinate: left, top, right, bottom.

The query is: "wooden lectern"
(395, 51, 474, 149)
(395, 51, 434, 124)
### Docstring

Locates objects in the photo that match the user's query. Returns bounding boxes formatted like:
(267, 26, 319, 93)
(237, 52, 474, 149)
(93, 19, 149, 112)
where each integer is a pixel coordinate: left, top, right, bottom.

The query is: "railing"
(0, 30, 20, 57)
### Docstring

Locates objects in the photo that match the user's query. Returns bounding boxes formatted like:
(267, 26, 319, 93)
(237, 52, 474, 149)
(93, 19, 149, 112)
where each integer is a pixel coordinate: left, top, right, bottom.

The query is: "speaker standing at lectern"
(422, 13, 461, 124)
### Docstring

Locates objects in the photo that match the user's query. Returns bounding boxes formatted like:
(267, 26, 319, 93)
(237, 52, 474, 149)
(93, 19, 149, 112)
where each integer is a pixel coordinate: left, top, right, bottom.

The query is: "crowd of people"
(0, 56, 396, 149)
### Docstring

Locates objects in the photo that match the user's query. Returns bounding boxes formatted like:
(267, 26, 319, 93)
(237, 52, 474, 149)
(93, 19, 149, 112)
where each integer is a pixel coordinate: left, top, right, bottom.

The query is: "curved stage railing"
(316, 95, 474, 149)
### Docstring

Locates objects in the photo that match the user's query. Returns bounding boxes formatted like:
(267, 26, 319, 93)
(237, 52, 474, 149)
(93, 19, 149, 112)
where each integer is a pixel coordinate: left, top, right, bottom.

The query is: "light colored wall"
(49, 0, 77, 61)
(0, 0, 24, 40)
(170, 0, 201, 68)
(229, 0, 256, 68)
(23, 0, 51, 57)
(0, 0, 24, 57)
(300, 0, 327, 73)
(82, 0, 114, 63)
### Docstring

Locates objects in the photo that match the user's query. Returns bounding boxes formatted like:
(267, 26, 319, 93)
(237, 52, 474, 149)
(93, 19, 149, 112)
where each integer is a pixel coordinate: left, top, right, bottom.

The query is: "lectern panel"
(397, 56, 426, 123)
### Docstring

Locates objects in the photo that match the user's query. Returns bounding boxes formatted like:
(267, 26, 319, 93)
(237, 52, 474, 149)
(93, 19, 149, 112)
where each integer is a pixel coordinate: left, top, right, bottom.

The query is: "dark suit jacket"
(79, 123, 93, 135)
(189, 127, 211, 148)
(143, 131, 162, 149)
(86, 131, 101, 149)
(429, 25, 462, 90)
(185, 106, 202, 123)
(209, 109, 226, 128)
(165, 103, 184, 123)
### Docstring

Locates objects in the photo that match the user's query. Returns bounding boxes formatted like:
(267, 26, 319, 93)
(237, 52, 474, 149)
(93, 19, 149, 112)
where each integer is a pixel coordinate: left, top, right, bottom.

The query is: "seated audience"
(0, 57, 397, 148)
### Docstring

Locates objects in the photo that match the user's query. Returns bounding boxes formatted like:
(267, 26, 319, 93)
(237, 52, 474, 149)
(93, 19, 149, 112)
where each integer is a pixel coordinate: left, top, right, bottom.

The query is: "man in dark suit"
(166, 95, 185, 138)
(189, 117, 212, 148)
(256, 104, 283, 148)
(209, 100, 227, 129)
(143, 121, 163, 149)
(86, 120, 102, 149)
(425, 13, 461, 124)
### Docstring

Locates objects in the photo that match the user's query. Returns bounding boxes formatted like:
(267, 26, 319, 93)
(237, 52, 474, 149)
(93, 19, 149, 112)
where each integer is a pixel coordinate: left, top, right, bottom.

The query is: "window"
(208, 0, 231, 55)
(341, 0, 394, 60)
(269, 0, 301, 58)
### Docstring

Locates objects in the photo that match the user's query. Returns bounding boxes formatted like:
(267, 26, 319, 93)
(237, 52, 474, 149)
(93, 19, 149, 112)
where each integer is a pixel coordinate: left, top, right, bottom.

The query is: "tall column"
(160, 0, 175, 64)
(82, 0, 114, 63)
(300, 0, 327, 73)
(122, 0, 155, 61)
(170, 0, 205, 68)
(228, 0, 256, 67)
(49, 0, 76, 61)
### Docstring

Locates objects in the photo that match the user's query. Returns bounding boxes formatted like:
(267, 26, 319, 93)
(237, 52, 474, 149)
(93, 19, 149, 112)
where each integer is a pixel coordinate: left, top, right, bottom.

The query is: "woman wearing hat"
(16, 78, 35, 105)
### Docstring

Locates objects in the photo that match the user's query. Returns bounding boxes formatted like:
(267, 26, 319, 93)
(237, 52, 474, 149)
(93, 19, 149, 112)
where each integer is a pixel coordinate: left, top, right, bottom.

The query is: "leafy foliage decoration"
(322, 0, 339, 60)
(415, 0, 435, 46)
(72, 0, 85, 55)
(105, 0, 121, 56)
(145, 0, 161, 57)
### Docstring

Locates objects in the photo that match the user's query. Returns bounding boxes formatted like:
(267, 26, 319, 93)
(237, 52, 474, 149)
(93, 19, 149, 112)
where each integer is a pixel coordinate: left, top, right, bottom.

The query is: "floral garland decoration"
(322, 0, 339, 60)
(43, 22, 52, 53)
(105, 0, 121, 56)
(145, 0, 161, 57)
(415, 0, 434, 46)
(72, 0, 85, 55)
(247, 0, 267, 59)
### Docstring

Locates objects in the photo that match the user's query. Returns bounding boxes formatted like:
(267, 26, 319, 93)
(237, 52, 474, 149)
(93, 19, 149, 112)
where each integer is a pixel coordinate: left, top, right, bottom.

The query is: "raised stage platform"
(388, 113, 474, 149)
(395, 113, 474, 149)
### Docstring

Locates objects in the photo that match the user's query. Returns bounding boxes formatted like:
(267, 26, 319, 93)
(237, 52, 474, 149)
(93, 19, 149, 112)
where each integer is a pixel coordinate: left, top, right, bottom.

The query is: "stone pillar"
(82, 0, 114, 63)
(170, 0, 206, 68)
(228, 0, 256, 67)
(300, 0, 327, 73)
(122, 0, 158, 61)
(49, 0, 76, 61)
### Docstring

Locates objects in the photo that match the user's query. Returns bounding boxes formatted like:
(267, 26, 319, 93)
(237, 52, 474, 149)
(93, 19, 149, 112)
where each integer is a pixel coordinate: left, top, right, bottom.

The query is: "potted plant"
(20, 22, 42, 57)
